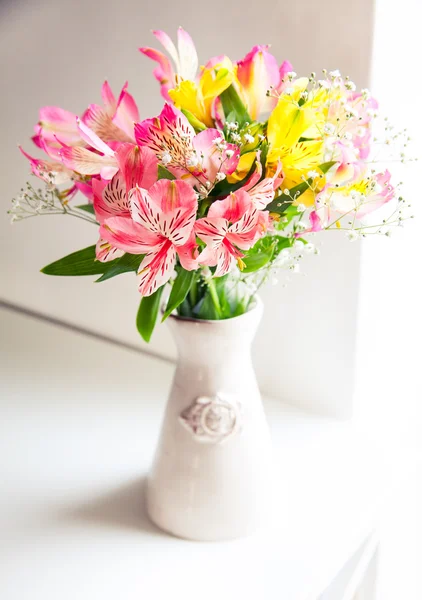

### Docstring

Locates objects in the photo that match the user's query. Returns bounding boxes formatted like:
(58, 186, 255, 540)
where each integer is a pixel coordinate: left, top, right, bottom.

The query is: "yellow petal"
(227, 151, 256, 183)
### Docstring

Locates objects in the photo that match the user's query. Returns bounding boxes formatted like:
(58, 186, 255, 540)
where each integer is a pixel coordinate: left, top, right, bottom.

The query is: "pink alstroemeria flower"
(195, 190, 267, 277)
(328, 170, 396, 219)
(242, 157, 284, 209)
(134, 104, 239, 187)
(93, 145, 159, 262)
(139, 27, 198, 101)
(237, 46, 293, 119)
(82, 81, 140, 143)
(59, 119, 121, 179)
(294, 210, 324, 237)
(100, 179, 198, 296)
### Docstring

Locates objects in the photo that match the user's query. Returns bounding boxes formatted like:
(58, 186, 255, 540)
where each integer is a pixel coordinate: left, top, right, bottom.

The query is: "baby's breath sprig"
(8, 179, 98, 225)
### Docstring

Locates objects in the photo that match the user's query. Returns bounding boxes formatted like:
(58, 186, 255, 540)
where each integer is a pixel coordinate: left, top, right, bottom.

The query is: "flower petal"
(195, 216, 228, 248)
(113, 88, 139, 141)
(100, 216, 161, 254)
(137, 240, 176, 296)
(59, 145, 116, 176)
(93, 174, 129, 224)
(115, 144, 158, 191)
(76, 118, 115, 156)
(95, 238, 124, 262)
(38, 106, 80, 144)
(82, 104, 133, 143)
(101, 81, 117, 115)
(177, 27, 198, 80)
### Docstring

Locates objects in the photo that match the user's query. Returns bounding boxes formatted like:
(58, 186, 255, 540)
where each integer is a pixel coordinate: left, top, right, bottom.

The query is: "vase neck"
(167, 300, 263, 365)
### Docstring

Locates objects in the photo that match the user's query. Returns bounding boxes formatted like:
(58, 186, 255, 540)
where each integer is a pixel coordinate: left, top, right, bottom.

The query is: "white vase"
(146, 297, 274, 541)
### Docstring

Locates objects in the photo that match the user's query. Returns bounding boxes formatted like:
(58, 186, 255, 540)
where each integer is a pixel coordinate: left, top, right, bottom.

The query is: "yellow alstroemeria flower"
(266, 78, 327, 205)
(227, 151, 257, 183)
(169, 57, 235, 127)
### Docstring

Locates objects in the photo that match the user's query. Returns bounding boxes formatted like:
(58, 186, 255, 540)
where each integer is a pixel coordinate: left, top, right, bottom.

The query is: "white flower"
(161, 151, 172, 165)
(324, 122, 336, 135)
(226, 122, 238, 131)
(304, 243, 315, 254)
(290, 263, 301, 273)
(286, 71, 297, 80)
(307, 170, 319, 179)
(345, 80, 356, 91)
(318, 80, 330, 89)
(186, 154, 199, 168)
(296, 203, 306, 212)
(284, 87, 294, 96)
(361, 88, 371, 100)
(347, 230, 359, 242)
(231, 133, 241, 143)
(225, 149, 234, 158)
(215, 172, 226, 182)
(243, 133, 255, 144)
(329, 69, 341, 79)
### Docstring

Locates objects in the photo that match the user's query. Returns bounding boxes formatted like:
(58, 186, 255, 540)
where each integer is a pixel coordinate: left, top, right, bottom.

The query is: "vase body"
(146, 298, 273, 541)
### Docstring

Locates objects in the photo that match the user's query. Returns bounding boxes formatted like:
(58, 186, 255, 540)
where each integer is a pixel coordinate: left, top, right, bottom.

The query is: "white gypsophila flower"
(161, 151, 172, 165)
(243, 133, 255, 144)
(347, 230, 360, 242)
(215, 172, 226, 182)
(324, 122, 336, 135)
(296, 203, 306, 212)
(225, 149, 234, 158)
(307, 170, 320, 179)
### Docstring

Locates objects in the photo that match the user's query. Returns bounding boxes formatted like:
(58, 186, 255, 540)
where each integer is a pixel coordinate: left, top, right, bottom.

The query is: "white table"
(0, 306, 388, 600)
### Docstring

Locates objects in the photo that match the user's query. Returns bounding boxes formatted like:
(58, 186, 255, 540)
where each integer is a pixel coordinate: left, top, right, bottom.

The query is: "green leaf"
(41, 245, 107, 276)
(136, 286, 165, 343)
(219, 85, 251, 127)
(162, 269, 196, 321)
(75, 204, 95, 215)
(157, 165, 176, 180)
(181, 109, 206, 132)
(242, 249, 274, 273)
(95, 253, 144, 282)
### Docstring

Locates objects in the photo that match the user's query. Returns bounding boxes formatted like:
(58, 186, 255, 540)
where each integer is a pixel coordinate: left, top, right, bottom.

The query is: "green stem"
(206, 277, 221, 317)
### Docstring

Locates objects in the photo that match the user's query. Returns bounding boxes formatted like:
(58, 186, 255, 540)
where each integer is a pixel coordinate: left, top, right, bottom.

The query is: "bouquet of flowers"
(10, 28, 412, 341)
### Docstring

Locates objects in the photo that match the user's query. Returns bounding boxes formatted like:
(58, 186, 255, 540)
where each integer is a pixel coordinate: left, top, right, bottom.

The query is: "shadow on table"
(65, 476, 167, 538)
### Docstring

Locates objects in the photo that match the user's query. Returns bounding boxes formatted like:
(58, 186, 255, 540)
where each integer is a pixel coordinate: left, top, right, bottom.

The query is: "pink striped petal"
(197, 243, 235, 277)
(208, 189, 253, 222)
(93, 174, 129, 224)
(59, 145, 116, 176)
(148, 178, 198, 213)
(95, 238, 124, 263)
(100, 216, 160, 254)
(137, 240, 176, 296)
(129, 187, 162, 234)
(195, 217, 228, 248)
(115, 144, 158, 191)
(82, 104, 133, 143)
(177, 231, 199, 271)
(134, 104, 195, 174)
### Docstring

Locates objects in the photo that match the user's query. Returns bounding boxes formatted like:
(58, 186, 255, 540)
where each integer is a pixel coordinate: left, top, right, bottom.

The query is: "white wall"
(354, 0, 422, 447)
(0, 0, 374, 415)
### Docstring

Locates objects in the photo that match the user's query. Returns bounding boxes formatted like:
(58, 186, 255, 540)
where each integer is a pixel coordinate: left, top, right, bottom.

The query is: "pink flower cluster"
(21, 85, 281, 296)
